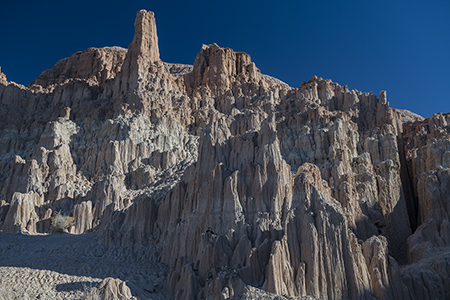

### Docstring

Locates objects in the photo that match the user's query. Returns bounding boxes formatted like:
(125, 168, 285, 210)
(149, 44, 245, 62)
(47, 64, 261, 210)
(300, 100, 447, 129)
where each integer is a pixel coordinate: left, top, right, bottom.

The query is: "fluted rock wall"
(1, 9, 449, 300)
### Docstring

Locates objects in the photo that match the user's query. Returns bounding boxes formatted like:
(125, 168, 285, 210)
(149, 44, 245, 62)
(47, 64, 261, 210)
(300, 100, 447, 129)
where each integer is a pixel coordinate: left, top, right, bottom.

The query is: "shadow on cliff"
(389, 199, 411, 265)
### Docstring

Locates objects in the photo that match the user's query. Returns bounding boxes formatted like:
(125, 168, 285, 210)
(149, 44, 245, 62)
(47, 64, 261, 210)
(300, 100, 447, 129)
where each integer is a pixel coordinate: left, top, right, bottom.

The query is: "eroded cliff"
(0, 9, 449, 300)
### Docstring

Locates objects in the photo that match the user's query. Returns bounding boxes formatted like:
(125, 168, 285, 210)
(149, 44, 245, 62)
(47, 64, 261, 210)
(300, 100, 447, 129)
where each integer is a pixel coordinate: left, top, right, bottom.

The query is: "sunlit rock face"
(1, 9, 449, 300)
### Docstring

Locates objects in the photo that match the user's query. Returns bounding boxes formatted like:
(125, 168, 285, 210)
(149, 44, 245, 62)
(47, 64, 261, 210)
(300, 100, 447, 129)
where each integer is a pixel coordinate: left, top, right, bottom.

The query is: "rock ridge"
(0, 9, 448, 300)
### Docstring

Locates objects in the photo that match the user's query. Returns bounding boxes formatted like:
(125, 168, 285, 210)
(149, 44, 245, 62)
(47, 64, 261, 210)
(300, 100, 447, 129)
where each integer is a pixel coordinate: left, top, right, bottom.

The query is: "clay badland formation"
(0, 9, 449, 300)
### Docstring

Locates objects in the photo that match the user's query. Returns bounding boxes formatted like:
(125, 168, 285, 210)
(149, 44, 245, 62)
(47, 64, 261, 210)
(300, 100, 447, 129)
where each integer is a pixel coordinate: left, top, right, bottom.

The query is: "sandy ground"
(0, 231, 168, 299)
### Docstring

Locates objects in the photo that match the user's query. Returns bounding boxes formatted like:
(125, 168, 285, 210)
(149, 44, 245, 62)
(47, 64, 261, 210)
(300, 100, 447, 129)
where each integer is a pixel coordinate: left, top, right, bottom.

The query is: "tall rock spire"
(127, 10, 160, 63)
(111, 10, 166, 112)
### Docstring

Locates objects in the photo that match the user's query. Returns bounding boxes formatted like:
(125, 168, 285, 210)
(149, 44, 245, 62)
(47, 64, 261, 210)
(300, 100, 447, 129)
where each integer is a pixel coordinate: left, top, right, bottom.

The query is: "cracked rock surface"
(1, 9, 449, 300)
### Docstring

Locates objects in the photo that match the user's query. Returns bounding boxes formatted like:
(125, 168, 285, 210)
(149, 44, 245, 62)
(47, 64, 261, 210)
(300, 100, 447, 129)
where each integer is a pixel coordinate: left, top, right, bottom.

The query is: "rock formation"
(96, 277, 135, 300)
(0, 67, 6, 84)
(0, 9, 449, 300)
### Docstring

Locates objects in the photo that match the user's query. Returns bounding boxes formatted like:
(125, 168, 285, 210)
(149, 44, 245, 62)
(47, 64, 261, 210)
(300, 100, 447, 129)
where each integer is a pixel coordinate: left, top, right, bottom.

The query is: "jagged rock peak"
(2, 9, 450, 300)
(128, 9, 160, 63)
(28, 47, 127, 90)
(0, 66, 6, 83)
(395, 108, 424, 123)
(188, 43, 263, 91)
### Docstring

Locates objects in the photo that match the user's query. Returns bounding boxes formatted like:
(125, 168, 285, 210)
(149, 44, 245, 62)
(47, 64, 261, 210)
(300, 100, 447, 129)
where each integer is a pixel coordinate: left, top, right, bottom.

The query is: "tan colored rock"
(0, 66, 6, 83)
(184, 43, 288, 115)
(1, 156, 47, 206)
(362, 235, 407, 300)
(399, 113, 450, 298)
(1, 192, 43, 233)
(96, 277, 134, 300)
(395, 108, 424, 123)
(186, 43, 263, 96)
(407, 168, 450, 263)
(129, 10, 159, 63)
(29, 47, 127, 90)
(61, 107, 71, 120)
(1, 9, 450, 300)
(401, 251, 450, 300)
(71, 201, 93, 234)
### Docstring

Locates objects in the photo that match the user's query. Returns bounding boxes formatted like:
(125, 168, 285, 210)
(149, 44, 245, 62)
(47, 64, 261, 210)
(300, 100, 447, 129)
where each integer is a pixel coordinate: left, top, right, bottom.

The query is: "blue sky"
(1, 1, 449, 117)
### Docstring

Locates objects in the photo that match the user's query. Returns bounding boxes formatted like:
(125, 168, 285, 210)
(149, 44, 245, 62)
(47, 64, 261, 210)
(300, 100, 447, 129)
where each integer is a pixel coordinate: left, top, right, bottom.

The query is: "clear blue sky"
(1, 1, 449, 117)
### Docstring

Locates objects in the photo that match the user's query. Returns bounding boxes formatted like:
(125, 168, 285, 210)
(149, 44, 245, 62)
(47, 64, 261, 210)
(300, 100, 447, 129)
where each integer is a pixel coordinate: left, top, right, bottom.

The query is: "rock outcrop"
(29, 47, 127, 90)
(0, 9, 449, 300)
(96, 277, 135, 300)
(0, 67, 6, 84)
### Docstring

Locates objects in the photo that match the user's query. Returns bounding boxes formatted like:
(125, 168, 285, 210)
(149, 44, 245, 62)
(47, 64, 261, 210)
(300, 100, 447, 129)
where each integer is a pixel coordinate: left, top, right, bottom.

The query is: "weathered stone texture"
(0, 9, 448, 300)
